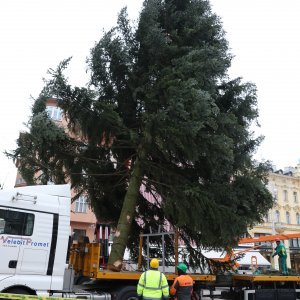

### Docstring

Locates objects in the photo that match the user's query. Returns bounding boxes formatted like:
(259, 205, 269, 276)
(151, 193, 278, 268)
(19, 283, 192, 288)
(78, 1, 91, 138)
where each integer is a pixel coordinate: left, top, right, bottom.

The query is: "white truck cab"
(0, 184, 70, 295)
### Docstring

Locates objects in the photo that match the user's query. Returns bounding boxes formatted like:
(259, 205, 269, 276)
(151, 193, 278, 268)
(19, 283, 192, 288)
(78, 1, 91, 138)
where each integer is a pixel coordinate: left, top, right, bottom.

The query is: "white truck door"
(17, 211, 53, 274)
(0, 208, 31, 275)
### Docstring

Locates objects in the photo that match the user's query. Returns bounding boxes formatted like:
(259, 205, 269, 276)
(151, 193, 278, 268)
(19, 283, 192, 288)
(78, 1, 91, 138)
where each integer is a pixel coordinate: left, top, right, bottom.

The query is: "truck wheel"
(6, 287, 31, 295)
(116, 286, 138, 300)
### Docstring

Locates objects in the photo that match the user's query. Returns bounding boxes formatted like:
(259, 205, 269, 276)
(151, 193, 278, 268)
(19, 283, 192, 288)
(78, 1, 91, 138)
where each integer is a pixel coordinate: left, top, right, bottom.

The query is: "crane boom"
(239, 233, 300, 244)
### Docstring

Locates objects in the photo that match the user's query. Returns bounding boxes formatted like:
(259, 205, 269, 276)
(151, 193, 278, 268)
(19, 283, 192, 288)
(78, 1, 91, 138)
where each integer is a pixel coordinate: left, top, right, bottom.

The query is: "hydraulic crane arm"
(239, 233, 300, 245)
(211, 233, 300, 267)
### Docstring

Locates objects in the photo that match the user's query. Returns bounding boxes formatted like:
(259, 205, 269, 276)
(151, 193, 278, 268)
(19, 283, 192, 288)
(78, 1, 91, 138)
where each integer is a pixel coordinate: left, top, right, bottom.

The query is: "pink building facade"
(15, 98, 97, 242)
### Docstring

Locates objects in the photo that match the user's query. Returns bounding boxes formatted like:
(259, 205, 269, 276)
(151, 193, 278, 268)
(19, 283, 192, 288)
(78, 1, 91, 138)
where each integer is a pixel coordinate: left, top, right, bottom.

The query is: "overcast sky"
(1, 0, 299, 189)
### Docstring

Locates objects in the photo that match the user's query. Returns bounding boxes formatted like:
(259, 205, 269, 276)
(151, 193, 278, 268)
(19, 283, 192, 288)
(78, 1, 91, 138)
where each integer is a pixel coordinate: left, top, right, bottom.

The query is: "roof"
(237, 251, 271, 266)
(15, 184, 71, 198)
(202, 249, 271, 266)
(0, 184, 71, 216)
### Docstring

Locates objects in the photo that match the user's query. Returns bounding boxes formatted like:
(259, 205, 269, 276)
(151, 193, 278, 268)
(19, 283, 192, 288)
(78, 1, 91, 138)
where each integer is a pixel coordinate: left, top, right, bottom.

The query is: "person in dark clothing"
(170, 263, 194, 300)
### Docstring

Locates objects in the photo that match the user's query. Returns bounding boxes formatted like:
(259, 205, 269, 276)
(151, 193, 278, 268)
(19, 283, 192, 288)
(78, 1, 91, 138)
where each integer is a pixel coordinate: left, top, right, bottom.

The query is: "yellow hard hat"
(150, 258, 159, 269)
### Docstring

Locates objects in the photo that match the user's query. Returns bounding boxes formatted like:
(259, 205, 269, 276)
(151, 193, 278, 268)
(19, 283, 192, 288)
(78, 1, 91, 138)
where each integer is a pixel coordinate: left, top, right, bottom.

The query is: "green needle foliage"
(8, 0, 273, 271)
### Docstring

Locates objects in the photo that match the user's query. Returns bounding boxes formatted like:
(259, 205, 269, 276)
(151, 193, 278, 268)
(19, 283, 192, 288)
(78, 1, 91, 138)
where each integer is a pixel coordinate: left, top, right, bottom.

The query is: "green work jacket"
(273, 242, 287, 258)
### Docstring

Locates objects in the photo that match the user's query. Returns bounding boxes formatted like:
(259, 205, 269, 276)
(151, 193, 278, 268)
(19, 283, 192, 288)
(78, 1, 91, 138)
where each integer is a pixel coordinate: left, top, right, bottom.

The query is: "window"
(293, 192, 298, 203)
(253, 232, 271, 246)
(75, 196, 87, 213)
(290, 238, 300, 248)
(73, 229, 86, 241)
(264, 213, 269, 222)
(296, 213, 300, 225)
(286, 211, 290, 224)
(275, 210, 280, 223)
(283, 190, 288, 202)
(46, 106, 62, 121)
(0, 209, 34, 236)
(16, 177, 26, 185)
(264, 212, 271, 222)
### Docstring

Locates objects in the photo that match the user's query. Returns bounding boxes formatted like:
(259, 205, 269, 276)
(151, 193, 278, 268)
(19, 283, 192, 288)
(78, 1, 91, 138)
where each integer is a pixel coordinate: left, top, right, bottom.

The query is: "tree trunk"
(107, 154, 144, 271)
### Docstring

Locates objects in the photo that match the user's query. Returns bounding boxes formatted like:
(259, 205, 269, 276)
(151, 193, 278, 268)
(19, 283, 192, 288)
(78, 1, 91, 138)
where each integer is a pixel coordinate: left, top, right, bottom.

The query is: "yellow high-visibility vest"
(137, 270, 169, 300)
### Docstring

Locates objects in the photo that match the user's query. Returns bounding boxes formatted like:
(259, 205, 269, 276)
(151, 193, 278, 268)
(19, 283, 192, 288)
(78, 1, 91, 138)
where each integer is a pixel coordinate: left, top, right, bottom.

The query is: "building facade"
(70, 195, 97, 242)
(15, 98, 97, 242)
(248, 163, 300, 271)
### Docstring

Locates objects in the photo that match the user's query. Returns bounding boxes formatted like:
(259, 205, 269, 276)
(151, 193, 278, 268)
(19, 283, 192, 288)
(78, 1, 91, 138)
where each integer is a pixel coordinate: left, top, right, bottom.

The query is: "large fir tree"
(9, 0, 273, 271)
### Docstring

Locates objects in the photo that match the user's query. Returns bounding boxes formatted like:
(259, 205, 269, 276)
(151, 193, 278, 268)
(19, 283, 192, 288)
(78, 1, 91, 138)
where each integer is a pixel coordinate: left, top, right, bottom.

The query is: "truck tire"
(116, 286, 138, 300)
(5, 287, 32, 295)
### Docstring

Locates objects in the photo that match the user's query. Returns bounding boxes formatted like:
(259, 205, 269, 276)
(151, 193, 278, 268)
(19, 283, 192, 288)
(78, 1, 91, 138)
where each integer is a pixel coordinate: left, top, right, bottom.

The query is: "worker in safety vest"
(272, 239, 288, 275)
(170, 263, 193, 300)
(137, 258, 169, 300)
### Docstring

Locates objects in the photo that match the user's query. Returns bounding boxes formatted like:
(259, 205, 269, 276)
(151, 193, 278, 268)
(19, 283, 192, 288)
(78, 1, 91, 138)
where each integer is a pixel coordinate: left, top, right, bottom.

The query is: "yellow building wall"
(249, 164, 300, 270)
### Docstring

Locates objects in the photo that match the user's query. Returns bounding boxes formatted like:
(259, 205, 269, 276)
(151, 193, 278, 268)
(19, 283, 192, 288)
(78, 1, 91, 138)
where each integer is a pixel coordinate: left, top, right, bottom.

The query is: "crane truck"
(2, 184, 300, 300)
(0, 184, 214, 300)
